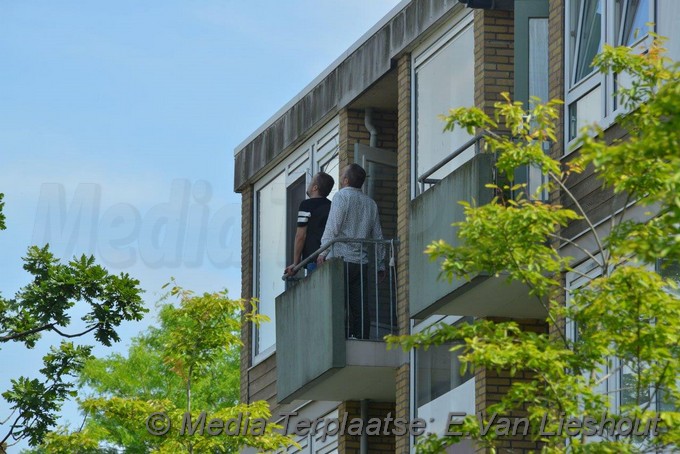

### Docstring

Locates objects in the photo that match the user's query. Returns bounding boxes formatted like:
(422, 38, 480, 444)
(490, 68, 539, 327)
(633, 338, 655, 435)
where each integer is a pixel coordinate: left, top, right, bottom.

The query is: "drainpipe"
(364, 108, 378, 148)
(360, 399, 368, 454)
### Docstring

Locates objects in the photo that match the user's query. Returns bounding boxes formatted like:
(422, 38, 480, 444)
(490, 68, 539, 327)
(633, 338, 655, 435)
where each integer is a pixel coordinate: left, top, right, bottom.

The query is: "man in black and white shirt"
(317, 163, 385, 339)
(284, 172, 334, 277)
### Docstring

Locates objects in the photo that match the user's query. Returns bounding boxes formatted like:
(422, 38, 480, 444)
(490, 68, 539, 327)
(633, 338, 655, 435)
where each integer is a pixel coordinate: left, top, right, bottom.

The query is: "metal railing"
(282, 238, 399, 341)
(417, 133, 489, 194)
(417, 132, 552, 201)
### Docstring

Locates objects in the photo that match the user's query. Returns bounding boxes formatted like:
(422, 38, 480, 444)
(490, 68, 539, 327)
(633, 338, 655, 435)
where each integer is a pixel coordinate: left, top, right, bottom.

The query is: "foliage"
(388, 37, 680, 453)
(0, 193, 5, 231)
(29, 285, 293, 453)
(0, 200, 146, 449)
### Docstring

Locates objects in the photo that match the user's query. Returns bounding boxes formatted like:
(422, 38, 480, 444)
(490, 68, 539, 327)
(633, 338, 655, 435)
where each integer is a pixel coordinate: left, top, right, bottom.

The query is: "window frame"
(251, 118, 339, 365)
(253, 169, 288, 363)
(566, 256, 675, 431)
(409, 315, 475, 448)
(564, 0, 656, 155)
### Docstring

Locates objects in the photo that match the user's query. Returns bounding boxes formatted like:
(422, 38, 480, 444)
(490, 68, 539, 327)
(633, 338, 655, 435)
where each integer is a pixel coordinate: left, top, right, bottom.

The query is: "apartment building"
(233, 1, 680, 452)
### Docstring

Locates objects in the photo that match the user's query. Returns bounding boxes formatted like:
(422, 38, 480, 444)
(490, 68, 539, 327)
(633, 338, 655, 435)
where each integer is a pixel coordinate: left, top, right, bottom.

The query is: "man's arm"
(285, 226, 307, 277)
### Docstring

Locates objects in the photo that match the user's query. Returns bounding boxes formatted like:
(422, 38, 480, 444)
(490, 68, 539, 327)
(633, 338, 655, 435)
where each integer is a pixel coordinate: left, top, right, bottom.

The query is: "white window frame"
(250, 168, 299, 366)
(251, 118, 339, 365)
(564, 0, 656, 154)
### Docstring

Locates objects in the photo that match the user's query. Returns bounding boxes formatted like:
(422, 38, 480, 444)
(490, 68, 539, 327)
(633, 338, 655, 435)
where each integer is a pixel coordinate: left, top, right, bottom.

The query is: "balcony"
(275, 240, 402, 404)
(410, 149, 547, 320)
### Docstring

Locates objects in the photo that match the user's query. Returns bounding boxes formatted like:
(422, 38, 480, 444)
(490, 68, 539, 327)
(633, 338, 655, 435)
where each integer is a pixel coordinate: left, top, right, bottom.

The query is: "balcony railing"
(276, 238, 402, 403)
(410, 143, 548, 319)
(283, 237, 398, 340)
(417, 132, 550, 201)
(417, 133, 488, 194)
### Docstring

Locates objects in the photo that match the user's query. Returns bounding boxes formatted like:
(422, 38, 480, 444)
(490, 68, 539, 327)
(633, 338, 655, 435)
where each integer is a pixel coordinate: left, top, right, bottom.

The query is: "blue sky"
(0, 1, 401, 449)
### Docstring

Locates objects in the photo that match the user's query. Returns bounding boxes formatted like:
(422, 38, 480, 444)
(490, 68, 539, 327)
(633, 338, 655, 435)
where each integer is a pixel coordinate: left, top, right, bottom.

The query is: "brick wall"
(338, 108, 398, 241)
(337, 401, 397, 454)
(474, 8, 515, 117)
(548, 0, 565, 162)
(474, 318, 548, 454)
(471, 8, 552, 454)
(240, 184, 254, 404)
(395, 53, 411, 454)
(548, 1, 567, 341)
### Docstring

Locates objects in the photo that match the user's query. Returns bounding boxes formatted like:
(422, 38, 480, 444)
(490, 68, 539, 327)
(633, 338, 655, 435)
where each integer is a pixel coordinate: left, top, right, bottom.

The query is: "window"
(619, 0, 650, 46)
(572, 0, 603, 84)
(514, 0, 550, 201)
(320, 154, 339, 201)
(565, 0, 655, 145)
(411, 316, 475, 439)
(567, 257, 679, 423)
(255, 172, 287, 357)
(416, 337, 473, 408)
(412, 13, 474, 196)
(658, 258, 680, 298)
(251, 119, 339, 362)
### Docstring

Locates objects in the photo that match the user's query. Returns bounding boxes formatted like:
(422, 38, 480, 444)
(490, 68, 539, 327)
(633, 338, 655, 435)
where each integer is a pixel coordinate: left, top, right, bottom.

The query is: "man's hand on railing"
(316, 254, 326, 266)
(284, 264, 298, 278)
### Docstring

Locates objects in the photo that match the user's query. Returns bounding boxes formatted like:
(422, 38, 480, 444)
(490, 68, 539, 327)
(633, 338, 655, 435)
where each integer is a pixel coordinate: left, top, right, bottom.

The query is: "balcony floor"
(279, 340, 403, 403)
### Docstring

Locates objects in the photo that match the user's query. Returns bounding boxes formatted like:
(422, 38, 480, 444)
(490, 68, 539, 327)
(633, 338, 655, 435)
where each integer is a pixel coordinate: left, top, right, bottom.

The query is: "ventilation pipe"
(364, 108, 378, 148)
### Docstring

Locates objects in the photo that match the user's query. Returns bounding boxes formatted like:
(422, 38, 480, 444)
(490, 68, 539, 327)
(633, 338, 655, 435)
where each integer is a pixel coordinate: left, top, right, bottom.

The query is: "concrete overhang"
(412, 273, 548, 319)
(234, 0, 466, 192)
(278, 340, 404, 404)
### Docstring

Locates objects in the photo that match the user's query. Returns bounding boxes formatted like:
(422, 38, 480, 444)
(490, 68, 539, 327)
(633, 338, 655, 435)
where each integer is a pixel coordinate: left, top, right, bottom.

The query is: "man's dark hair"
(314, 172, 334, 197)
(345, 164, 366, 188)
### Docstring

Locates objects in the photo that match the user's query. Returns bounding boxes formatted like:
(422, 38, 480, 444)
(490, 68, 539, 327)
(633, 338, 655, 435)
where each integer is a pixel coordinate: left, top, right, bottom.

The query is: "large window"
(416, 339, 473, 408)
(566, 0, 655, 145)
(252, 119, 339, 362)
(412, 316, 475, 440)
(255, 172, 287, 357)
(412, 13, 474, 196)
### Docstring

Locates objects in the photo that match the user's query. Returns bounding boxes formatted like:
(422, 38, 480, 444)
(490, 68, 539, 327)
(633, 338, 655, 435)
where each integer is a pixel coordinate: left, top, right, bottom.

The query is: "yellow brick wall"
(395, 52, 412, 454)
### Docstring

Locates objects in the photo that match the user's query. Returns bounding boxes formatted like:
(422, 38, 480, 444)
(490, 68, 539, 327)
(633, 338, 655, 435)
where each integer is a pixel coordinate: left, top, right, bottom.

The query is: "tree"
(31, 285, 294, 453)
(0, 194, 147, 451)
(388, 37, 680, 453)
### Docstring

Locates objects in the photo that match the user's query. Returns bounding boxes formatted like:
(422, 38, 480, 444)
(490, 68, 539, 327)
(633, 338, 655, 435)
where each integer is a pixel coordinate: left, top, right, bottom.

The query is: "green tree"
(0, 194, 146, 451)
(388, 37, 680, 453)
(32, 285, 293, 453)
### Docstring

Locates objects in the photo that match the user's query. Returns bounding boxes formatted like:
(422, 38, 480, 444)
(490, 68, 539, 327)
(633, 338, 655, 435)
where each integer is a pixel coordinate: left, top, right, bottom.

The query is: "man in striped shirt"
(317, 163, 385, 339)
(284, 172, 334, 277)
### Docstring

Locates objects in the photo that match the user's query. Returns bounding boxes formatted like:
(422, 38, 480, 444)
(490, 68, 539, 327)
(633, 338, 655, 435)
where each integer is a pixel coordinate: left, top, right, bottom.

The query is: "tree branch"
(0, 409, 16, 426)
(50, 324, 98, 338)
(549, 171, 608, 271)
(547, 233, 603, 269)
(505, 243, 569, 346)
(0, 323, 54, 343)
(0, 412, 23, 448)
(0, 323, 100, 344)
